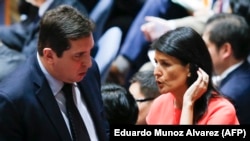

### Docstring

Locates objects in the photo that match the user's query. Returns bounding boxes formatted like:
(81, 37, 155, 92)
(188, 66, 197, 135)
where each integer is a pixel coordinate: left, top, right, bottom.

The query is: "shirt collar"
(37, 53, 63, 96)
(212, 60, 243, 86)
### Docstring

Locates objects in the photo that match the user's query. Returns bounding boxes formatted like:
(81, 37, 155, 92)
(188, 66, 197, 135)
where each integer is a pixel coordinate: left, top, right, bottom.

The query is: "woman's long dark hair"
(151, 27, 220, 124)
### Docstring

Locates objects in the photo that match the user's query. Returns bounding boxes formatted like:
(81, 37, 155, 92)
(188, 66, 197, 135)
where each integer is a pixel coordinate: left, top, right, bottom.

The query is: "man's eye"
(75, 54, 80, 58)
(74, 53, 83, 58)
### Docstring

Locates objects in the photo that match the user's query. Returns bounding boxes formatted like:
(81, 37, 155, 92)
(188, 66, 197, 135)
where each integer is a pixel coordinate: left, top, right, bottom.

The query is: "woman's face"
(153, 50, 190, 95)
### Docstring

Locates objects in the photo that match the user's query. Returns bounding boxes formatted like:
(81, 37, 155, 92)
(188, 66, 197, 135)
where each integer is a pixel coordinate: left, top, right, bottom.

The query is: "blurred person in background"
(129, 70, 160, 125)
(106, 0, 190, 88)
(101, 83, 139, 124)
(202, 13, 250, 124)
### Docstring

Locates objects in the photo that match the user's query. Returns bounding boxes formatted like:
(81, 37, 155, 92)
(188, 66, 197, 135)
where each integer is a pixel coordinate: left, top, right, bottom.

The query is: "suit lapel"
(220, 61, 249, 87)
(32, 57, 71, 141)
(36, 84, 71, 141)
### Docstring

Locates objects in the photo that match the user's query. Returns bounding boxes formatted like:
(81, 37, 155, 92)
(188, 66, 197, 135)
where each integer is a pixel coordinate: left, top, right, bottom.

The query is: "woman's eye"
(161, 61, 170, 66)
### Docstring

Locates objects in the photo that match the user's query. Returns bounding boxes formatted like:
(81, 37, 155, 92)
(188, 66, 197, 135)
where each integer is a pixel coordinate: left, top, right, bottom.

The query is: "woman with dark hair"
(146, 27, 239, 124)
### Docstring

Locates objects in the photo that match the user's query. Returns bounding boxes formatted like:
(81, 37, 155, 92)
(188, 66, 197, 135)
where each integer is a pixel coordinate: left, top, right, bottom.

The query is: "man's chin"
(75, 74, 86, 81)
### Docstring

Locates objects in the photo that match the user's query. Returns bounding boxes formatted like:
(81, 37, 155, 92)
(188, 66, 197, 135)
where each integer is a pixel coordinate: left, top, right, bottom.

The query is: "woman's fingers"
(198, 68, 209, 86)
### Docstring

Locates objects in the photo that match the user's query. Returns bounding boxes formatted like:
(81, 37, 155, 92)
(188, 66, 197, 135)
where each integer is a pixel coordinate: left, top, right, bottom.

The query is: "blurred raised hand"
(141, 16, 175, 41)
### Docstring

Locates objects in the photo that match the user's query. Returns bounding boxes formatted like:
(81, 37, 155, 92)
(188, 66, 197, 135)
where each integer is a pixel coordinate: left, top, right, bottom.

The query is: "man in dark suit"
(0, 0, 88, 81)
(0, 5, 109, 141)
(202, 13, 250, 124)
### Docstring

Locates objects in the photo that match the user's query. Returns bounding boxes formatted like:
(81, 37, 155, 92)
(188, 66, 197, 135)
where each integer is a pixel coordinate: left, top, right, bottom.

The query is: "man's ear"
(220, 42, 232, 59)
(43, 48, 55, 64)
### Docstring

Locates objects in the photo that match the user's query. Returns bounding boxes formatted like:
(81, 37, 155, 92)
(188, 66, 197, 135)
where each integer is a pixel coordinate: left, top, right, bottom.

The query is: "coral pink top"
(146, 93, 239, 125)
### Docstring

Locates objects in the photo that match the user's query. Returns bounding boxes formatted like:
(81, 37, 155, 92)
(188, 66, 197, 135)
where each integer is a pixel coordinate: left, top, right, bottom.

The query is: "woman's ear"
(186, 63, 191, 77)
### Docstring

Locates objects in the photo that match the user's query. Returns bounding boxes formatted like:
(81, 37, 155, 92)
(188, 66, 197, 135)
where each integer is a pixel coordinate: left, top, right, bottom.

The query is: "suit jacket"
(0, 0, 88, 55)
(219, 61, 250, 124)
(0, 54, 109, 141)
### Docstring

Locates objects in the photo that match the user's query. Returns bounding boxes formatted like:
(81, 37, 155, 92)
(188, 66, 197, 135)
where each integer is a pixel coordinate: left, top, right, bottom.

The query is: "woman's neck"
(172, 86, 187, 109)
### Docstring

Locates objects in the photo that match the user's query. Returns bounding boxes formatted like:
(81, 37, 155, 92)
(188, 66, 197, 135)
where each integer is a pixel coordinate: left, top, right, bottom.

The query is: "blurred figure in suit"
(106, 0, 190, 88)
(202, 13, 250, 124)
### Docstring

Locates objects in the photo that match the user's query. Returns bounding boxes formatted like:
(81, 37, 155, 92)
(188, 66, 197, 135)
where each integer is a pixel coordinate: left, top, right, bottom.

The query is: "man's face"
(49, 35, 94, 83)
(202, 30, 224, 75)
(129, 82, 155, 125)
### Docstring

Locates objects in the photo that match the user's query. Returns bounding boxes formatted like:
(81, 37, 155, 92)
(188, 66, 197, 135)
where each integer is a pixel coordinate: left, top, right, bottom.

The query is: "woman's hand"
(183, 68, 209, 105)
(180, 68, 209, 124)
